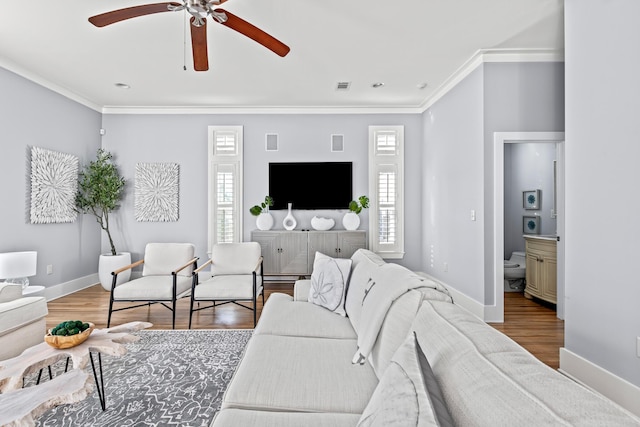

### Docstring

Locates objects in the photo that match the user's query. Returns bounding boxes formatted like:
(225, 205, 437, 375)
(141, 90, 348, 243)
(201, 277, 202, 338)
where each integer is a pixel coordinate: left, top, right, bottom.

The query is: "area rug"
(28, 329, 253, 427)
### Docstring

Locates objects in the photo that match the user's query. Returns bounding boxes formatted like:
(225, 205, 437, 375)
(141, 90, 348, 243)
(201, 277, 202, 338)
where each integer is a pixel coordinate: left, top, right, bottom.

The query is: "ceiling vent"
(336, 81, 351, 91)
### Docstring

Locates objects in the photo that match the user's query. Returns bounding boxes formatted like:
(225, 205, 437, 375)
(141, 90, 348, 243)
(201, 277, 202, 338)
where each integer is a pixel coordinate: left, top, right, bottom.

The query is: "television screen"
(269, 162, 353, 210)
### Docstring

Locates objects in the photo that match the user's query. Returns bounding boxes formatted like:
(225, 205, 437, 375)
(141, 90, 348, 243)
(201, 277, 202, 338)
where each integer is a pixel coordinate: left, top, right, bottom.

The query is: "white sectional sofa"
(212, 249, 640, 426)
(0, 283, 48, 361)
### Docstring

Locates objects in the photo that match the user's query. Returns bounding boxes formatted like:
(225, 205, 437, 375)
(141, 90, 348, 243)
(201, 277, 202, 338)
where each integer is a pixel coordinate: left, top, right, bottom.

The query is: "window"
(369, 126, 404, 259)
(208, 126, 243, 251)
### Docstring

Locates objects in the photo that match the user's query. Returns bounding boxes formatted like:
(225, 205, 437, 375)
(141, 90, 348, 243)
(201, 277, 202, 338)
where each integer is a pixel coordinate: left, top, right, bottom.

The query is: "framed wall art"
(523, 189, 541, 210)
(523, 216, 540, 234)
(29, 146, 79, 224)
(135, 162, 179, 222)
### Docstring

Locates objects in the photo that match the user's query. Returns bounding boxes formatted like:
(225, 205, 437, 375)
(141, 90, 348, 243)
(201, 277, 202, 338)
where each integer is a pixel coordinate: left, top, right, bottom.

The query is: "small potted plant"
(75, 148, 129, 290)
(343, 195, 369, 230)
(250, 196, 275, 230)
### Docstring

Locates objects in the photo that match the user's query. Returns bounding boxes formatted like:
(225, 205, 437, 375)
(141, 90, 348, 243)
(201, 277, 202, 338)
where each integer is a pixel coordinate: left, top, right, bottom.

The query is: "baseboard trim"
(43, 274, 100, 302)
(559, 348, 640, 419)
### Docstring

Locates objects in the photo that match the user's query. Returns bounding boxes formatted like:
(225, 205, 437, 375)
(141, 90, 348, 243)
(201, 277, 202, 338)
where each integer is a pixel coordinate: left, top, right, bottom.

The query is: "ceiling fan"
(88, 0, 290, 71)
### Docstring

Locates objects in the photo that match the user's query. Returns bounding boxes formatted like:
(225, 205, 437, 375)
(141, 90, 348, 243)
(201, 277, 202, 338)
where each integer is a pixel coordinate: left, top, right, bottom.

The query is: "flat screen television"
(269, 162, 352, 210)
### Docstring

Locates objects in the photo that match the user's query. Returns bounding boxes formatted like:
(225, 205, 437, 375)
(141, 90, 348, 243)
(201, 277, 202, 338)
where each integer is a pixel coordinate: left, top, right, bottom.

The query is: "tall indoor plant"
(76, 148, 129, 290)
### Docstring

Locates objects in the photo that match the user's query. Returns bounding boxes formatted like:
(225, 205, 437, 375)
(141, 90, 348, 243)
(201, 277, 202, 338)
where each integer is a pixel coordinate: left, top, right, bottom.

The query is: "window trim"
(368, 125, 405, 259)
(208, 126, 243, 252)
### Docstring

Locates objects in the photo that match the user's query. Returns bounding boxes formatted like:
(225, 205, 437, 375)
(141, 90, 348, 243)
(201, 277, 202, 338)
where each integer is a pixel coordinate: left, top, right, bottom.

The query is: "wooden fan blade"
(190, 17, 209, 71)
(213, 9, 290, 57)
(89, 2, 182, 27)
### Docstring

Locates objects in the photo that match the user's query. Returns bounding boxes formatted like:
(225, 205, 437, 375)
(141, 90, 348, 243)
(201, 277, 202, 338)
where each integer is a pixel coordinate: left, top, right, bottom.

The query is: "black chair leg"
(172, 299, 176, 329)
(188, 296, 194, 329)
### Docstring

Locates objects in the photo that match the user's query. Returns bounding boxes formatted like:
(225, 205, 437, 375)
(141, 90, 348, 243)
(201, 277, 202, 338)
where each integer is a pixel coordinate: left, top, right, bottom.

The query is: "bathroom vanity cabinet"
(524, 235, 557, 304)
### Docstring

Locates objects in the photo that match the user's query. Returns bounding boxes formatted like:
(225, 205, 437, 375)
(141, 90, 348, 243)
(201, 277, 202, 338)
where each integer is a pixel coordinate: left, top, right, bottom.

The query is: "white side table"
(22, 285, 45, 296)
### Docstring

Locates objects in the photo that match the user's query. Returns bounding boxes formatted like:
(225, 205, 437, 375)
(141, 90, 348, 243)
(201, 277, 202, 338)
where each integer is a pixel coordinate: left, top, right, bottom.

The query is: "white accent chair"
(0, 283, 48, 360)
(189, 242, 264, 328)
(108, 243, 198, 329)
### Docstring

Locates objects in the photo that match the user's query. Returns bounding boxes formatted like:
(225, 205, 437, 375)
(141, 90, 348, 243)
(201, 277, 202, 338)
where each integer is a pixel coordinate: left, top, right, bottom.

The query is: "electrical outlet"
(470, 210, 476, 221)
(47, 264, 53, 275)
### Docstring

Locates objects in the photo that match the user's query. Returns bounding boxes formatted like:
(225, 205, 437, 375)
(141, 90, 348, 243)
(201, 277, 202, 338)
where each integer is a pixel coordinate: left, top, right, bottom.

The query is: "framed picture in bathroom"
(523, 189, 541, 210)
(523, 216, 540, 234)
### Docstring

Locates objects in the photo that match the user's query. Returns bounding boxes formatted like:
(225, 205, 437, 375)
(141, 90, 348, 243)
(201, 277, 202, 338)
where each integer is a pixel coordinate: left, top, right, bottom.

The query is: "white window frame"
(368, 125, 405, 259)
(208, 126, 243, 253)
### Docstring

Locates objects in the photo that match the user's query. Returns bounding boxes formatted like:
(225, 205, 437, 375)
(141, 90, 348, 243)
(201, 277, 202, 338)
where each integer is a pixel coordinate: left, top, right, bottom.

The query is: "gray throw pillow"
(308, 252, 352, 316)
(357, 331, 453, 427)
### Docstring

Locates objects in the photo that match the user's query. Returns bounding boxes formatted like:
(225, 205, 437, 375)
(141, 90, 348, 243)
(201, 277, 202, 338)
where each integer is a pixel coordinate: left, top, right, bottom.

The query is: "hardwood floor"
(45, 284, 563, 369)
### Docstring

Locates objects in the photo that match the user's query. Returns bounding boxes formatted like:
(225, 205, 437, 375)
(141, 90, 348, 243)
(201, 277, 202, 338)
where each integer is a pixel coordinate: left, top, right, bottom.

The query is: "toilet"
(504, 251, 526, 292)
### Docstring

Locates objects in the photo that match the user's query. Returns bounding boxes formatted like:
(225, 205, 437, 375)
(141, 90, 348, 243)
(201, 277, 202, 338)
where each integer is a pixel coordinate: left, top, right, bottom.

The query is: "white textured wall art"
(135, 162, 179, 222)
(29, 146, 79, 224)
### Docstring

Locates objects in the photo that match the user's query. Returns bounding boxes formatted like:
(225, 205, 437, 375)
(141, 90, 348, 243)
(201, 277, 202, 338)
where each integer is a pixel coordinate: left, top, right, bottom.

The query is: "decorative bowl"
(45, 322, 95, 349)
(311, 216, 335, 231)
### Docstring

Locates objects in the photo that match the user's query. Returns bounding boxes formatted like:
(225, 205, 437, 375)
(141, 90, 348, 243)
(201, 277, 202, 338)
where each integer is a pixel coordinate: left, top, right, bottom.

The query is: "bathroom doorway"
(493, 132, 565, 322)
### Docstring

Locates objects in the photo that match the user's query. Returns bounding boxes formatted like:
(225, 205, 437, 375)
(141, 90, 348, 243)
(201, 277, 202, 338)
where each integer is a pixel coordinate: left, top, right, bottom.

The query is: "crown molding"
(418, 48, 564, 112)
(0, 58, 102, 113)
(100, 105, 424, 115)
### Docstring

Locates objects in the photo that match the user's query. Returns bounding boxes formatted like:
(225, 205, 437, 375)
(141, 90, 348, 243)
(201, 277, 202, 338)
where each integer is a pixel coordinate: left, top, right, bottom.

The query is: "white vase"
(342, 212, 360, 230)
(283, 203, 297, 231)
(98, 252, 132, 291)
(256, 212, 274, 230)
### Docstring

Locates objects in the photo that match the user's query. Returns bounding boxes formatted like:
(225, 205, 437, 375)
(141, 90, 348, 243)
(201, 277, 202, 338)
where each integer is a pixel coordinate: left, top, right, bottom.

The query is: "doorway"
(492, 132, 565, 322)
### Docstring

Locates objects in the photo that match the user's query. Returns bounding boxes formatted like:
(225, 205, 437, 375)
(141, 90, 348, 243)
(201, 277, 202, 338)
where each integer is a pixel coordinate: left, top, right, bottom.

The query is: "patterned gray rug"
(29, 329, 253, 427)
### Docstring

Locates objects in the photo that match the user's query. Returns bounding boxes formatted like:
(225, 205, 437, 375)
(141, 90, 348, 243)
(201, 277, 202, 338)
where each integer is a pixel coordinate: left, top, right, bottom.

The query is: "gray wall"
(421, 61, 564, 304)
(0, 67, 102, 288)
(101, 113, 424, 270)
(565, 0, 640, 386)
(504, 142, 557, 258)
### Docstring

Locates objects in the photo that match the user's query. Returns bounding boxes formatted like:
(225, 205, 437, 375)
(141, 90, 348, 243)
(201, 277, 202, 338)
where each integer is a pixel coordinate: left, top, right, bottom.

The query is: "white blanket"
(351, 264, 451, 364)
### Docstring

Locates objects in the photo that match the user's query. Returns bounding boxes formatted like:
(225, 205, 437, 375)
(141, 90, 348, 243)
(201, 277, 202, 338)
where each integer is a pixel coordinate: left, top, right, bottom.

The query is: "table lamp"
(0, 251, 38, 290)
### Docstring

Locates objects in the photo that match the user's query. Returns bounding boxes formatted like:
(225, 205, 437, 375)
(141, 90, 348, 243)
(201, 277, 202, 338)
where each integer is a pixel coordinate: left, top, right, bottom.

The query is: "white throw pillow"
(308, 252, 352, 316)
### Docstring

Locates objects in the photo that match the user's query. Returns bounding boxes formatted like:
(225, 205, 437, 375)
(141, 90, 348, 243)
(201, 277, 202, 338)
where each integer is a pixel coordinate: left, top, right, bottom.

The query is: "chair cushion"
(113, 275, 192, 300)
(142, 243, 195, 277)
(213, 409, 360, 427)
(210, 242, 261, 275)
(194, 275, 262, 300)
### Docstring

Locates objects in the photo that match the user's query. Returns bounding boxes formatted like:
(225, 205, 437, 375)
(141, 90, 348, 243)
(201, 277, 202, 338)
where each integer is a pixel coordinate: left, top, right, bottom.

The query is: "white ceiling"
(0, 0, 564, 112)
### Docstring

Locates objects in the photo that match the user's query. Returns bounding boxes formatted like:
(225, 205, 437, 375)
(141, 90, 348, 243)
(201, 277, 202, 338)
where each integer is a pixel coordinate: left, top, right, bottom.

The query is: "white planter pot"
(256, 212, 275, 230)
(342, 212, 360, 230)
(98, 252, 131, 291)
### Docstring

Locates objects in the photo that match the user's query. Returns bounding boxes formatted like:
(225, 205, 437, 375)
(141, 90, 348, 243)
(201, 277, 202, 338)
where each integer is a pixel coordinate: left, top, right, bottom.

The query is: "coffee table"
(0, 321, 152, 426)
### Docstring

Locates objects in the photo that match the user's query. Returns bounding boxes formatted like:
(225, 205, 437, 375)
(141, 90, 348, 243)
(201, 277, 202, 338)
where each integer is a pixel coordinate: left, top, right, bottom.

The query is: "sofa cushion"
(222, 334, 378, 414)
(357, 332, 452, 427)
(0, 296, 48, 335)
(254, 293, 356, 339)
(0, 284, 22, 303)
(212, 409, 360, 427)
(308, 252, 352, 316)
(193, 274, 262, 300)
(412, 300, 640, 426)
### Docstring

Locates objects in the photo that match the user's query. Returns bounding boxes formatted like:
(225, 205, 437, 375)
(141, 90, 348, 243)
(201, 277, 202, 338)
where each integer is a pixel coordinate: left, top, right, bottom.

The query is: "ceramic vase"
(256, 212, 275, 230)
(98, 252, 131, 291)
(342, 212, 360, 230)
(283, 203, 297, 231)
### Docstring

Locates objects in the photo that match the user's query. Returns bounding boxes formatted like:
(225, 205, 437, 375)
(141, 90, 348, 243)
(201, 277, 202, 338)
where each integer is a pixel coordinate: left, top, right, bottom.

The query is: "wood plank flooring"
(45, 284, 563, 369)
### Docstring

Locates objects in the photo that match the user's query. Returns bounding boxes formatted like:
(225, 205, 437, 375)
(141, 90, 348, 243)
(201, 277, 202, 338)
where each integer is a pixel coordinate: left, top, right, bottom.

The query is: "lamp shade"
(0, 251, 38, 279)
